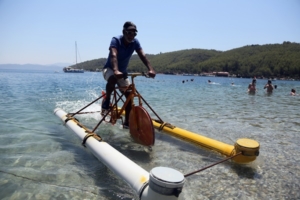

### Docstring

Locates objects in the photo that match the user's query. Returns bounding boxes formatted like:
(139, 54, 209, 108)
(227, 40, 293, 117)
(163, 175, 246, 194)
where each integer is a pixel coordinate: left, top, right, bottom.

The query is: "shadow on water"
(229, 162, 261, 179)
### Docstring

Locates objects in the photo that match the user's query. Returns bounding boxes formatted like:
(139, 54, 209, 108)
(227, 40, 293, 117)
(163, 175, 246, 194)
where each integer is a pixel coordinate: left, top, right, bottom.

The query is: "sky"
(0, 0, 299, 65)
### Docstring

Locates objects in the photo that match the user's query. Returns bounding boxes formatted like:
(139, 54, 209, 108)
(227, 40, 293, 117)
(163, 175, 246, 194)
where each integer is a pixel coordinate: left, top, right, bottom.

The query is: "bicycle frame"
(66, 72, 164, 146)
(69, 72, 162, 142)
(110, 73, 143, 124)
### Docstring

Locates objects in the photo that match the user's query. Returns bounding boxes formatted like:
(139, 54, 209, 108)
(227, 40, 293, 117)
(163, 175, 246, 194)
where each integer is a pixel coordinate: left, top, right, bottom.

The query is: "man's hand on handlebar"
(147, 70, 156, 78)
(114, 70, 155, 79)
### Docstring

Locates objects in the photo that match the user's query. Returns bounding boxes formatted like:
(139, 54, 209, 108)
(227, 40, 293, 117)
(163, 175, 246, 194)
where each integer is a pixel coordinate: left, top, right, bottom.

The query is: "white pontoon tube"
(54, 108, 185, 200)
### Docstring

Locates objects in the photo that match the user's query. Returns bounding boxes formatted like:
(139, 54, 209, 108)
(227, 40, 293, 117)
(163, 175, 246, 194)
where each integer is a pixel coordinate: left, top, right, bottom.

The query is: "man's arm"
(136, 48, 156, 78)
(109, 47, 123, 79)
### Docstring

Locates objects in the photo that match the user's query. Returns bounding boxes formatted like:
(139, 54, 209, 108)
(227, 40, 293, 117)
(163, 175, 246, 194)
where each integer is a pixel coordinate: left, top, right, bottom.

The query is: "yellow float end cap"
(235, 138, 260, 156)
(236, 138, 259, 149)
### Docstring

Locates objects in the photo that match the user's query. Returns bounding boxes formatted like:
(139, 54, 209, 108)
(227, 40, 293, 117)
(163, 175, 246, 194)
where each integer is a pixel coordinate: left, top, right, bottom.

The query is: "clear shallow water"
(0, 69, 299, 200)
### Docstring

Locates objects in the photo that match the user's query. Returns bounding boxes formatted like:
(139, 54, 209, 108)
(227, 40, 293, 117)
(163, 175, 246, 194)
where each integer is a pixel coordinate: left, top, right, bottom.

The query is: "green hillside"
(197, 42, 300, 78)
(129, 49, 222, 74)
(71, 42, 300, 78)
(71, 58, 107, 71)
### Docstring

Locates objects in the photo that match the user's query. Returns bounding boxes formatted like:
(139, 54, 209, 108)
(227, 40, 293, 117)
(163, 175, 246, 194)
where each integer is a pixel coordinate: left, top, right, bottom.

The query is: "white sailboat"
(63, 41, 84, 73)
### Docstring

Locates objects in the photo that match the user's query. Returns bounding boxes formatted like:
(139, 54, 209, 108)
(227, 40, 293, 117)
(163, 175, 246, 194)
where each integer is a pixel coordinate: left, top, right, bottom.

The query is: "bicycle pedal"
(123, 125, 129, 129)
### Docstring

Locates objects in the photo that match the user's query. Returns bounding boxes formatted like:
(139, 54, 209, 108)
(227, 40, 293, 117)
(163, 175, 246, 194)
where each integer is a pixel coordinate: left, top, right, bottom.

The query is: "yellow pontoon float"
(152, 119, 259, 164)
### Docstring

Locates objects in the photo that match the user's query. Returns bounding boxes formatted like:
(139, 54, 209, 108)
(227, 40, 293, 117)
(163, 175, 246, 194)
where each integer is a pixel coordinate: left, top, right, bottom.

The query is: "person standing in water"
(248, 78, 256, 94)
(264, 80, 274, 93)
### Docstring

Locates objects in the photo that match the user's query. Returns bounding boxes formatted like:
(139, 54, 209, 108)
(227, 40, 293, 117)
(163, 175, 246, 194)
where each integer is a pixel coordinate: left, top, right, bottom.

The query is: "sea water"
(0, 69, 299, 200)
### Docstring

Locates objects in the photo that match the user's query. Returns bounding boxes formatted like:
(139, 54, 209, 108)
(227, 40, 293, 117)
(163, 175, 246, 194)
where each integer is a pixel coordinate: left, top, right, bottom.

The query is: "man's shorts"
(102, 68, 130, 91)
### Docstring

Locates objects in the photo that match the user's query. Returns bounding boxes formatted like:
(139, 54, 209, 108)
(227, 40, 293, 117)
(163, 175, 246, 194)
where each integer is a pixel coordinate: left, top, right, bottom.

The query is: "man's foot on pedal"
(123, 122, 129, 129)
(101, 108, 109, 116)
(101, 98, 110, 116)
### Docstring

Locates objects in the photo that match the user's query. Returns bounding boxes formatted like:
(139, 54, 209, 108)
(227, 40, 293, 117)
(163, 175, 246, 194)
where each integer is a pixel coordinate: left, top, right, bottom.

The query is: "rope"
(136, 89, 164, 123)
(64, 115, 80, 124)
(184, 152, 242, 178)
(68, 111, 101, 115)
(0, 169, 98, 195)
(158, 122, 176, 131)
(82, 131, 102, 147)
(234, 143, 260, 156)
(70, 93, 106, 117)
(64, 114, 102, 147)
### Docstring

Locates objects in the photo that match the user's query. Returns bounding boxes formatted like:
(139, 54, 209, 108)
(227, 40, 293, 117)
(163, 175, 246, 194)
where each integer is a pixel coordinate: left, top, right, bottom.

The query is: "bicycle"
(99, 72, 155, 146)
(68, 72, 164, 146)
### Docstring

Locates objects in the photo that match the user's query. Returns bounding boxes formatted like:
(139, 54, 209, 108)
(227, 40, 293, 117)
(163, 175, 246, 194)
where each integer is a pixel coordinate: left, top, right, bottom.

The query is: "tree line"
(70, 42, 300, 79)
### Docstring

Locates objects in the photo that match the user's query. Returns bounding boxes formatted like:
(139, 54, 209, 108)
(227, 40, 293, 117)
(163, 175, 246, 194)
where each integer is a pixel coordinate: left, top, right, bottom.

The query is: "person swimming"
(291, 88, 296, 96)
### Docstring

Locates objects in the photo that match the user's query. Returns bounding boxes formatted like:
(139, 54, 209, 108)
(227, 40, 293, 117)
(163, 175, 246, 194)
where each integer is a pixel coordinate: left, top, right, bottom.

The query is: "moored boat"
(63, 67, 84, 73)
(63, 41, 84, 73)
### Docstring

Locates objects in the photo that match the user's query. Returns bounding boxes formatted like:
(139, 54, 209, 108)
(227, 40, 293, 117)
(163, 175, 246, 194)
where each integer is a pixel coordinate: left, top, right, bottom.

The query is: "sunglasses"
(125, 30, 137, 36)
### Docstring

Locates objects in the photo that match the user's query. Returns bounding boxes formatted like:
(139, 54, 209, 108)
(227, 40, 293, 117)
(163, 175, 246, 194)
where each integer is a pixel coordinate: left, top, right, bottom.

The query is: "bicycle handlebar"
(125, 72, 151, 78)
(127, 72, 144, 76)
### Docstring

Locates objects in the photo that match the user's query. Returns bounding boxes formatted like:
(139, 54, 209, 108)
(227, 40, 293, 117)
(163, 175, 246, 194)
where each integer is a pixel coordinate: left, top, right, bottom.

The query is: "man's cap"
(123, 21, 138, 32)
